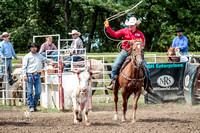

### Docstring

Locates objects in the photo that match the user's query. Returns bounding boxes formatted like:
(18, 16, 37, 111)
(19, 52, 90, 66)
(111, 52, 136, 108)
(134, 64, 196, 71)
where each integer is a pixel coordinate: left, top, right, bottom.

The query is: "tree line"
(0, 0, 199, 53)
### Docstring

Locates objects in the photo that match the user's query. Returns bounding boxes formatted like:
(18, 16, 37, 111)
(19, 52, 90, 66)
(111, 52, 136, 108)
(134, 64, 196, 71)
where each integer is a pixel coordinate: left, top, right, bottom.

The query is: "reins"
(120, 43, 145, 82)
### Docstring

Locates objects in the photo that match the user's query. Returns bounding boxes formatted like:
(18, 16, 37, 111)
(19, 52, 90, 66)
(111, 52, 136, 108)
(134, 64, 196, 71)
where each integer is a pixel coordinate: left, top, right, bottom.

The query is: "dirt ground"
(0, 103, 200, 133)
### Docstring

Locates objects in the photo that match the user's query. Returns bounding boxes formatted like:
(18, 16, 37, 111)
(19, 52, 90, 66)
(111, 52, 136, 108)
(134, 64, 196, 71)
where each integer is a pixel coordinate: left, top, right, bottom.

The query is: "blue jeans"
(64, 56, 80, 72)
(181, 51, 188, 55)
(26, 73, 42, 109)
(111, 49, 150, 82)
(0, 58, 2, 79)
(41, 51, 58, 62)
(111, 50, 129, 80)
(0, 58, 15, 85)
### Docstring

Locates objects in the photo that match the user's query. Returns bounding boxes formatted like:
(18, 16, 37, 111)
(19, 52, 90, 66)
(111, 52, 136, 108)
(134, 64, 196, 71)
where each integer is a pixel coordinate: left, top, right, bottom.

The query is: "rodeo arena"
(0, 33, 200, 132)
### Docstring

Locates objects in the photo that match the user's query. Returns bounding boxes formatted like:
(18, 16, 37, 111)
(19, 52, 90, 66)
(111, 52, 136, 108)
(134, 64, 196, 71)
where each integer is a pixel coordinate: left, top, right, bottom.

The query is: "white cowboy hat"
(125, 17, 141, 26)
(68, 30, 81, 36)
(0, 32, 10, 39)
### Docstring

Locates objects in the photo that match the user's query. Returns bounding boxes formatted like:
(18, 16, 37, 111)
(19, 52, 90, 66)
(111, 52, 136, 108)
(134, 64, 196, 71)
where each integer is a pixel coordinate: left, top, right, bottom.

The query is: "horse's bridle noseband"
(120, 42, 145, 82)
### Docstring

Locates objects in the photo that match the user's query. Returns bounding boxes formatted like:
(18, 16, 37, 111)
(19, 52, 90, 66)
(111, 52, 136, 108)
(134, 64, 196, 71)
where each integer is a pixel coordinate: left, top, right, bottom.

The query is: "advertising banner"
(183, 63, 199, 105)
(145, 62, 186, 104)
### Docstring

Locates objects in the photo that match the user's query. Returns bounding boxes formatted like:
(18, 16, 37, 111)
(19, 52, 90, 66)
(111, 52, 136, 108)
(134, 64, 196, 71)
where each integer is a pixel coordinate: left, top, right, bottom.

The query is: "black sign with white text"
(145, 62, 186, 104)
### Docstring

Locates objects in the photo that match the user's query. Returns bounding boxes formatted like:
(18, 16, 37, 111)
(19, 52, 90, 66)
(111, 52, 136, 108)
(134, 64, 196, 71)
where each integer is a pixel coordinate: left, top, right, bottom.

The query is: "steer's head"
(70, 69, 100, 93)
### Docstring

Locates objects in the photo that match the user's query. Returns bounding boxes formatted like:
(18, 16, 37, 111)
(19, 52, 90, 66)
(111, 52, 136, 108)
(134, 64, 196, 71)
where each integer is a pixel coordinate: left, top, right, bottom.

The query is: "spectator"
(64, 30, 84, 72)
(172, 28, 188, 55)
(0, 32, 18, 85)
(39, 36, 58, 61)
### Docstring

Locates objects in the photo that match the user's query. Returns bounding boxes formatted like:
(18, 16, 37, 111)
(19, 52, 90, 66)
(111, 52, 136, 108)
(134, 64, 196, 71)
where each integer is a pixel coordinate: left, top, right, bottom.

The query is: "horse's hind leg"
(113, 82, 119, 121)
(132, 89, 142, 123)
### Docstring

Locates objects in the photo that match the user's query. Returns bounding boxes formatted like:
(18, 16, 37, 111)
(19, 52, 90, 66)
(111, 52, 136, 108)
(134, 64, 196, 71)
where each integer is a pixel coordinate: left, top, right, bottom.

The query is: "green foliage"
(0, 0, 199, 53)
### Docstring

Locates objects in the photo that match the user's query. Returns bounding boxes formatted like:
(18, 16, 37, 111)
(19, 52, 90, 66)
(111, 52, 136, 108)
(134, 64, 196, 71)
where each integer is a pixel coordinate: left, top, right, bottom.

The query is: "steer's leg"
(83, 99, 90, 126)
(72, 98, 78, 124)
(78, 103, 82, 122)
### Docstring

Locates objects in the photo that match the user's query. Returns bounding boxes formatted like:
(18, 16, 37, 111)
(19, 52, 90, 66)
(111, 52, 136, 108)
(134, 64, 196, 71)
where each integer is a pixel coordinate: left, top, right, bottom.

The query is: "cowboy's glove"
(104, 19, 109, 27)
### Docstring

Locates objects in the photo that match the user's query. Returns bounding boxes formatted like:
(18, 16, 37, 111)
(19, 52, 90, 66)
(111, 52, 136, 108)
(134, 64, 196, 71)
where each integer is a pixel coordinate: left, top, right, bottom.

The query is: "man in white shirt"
(22, 43, 51, 112)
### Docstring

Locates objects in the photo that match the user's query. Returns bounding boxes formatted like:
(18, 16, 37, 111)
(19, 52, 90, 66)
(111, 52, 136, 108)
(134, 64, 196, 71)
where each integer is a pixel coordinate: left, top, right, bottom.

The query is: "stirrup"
(106, 82, 113, 90)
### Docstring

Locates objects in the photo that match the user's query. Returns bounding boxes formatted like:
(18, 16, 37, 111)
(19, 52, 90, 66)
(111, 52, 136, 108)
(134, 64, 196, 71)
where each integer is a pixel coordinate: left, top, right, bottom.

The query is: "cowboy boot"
(106, 75, 118, 90)
(146, 83, 154, 94)
(106, 82, 114, 90)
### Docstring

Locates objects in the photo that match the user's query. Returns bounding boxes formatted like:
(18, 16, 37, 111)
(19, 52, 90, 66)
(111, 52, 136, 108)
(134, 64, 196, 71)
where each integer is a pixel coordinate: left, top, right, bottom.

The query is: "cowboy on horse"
(104, 16, 153, 94)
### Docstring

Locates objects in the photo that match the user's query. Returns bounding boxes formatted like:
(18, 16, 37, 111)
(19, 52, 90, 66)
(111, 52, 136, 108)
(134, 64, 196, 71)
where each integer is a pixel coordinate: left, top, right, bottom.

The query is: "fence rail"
(1, 53, 200, 106)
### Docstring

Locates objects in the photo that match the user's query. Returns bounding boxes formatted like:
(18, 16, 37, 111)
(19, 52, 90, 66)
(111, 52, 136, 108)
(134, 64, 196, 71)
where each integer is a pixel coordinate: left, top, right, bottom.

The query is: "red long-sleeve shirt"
(106, 26, 145, 50)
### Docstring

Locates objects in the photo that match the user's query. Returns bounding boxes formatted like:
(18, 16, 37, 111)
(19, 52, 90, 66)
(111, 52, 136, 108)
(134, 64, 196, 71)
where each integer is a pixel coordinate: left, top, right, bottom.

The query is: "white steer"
(69, 69, 99, 126)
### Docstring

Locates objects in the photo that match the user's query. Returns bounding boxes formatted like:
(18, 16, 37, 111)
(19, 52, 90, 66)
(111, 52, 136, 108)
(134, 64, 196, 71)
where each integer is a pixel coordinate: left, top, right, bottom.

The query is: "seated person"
(172, 28, 188, 55)
(64, 30, 84, 72)
(39, 36, 58, 62)
(175, 48, 188, 62)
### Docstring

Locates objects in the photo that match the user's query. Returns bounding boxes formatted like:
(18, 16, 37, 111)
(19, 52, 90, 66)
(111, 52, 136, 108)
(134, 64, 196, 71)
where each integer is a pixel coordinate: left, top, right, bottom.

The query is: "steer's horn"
(89, 70, 101, 75)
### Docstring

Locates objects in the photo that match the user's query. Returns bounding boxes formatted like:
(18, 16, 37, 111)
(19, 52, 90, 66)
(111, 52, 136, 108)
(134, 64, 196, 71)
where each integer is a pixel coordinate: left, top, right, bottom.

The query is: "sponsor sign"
(145, 62, 186, 104)
(183, 63, 199, 105)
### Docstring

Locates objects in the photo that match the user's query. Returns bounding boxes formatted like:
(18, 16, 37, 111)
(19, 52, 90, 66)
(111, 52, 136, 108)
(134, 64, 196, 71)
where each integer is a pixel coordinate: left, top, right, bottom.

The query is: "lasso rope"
(104, 0, 143, 53)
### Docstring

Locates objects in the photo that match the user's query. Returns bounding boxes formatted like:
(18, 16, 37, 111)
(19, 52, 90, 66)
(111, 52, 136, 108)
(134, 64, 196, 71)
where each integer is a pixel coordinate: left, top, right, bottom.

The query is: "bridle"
(120, 42, 145, 82)
(131, 42, 144, 68)
(167, 49, 180, 62)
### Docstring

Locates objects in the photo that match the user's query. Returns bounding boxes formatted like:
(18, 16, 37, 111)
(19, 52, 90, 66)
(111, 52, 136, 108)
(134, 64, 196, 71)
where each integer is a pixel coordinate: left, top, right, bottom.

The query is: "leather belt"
(32, 72, 41, 75)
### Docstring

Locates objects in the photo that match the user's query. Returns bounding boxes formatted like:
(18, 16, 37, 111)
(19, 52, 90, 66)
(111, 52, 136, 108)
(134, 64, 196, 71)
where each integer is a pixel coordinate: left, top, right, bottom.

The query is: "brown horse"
(167, 47, 180, 62)
(113, 40, 145, 123)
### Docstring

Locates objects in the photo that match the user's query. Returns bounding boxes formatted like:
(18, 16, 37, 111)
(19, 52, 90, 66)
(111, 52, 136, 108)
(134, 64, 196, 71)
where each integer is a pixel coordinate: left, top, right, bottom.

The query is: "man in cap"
(0, 32, 18, 85)
(172, 28, 188, 55)
(104, 17, 153, 93)
(22, 43, 52, 112)
(64, 30, 84, 71)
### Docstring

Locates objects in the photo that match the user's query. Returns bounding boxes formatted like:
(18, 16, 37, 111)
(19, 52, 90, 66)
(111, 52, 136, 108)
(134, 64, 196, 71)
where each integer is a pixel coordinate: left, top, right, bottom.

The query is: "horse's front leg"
(121, 89, 128, 122)
(83, 98, 90, 126)
(113, 82, 119, 121)
(132, 88, 142, 123)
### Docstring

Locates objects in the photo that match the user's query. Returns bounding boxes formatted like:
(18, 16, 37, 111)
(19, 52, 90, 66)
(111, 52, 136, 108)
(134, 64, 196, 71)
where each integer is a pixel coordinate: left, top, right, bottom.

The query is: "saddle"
(114, 56, 150, 90)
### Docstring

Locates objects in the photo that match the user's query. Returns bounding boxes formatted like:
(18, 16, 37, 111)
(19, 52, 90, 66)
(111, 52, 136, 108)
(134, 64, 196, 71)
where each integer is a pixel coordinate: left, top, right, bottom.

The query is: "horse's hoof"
(121, 117, 127, 122)
(74, 120, 78, 124)
(113, 114, 118, 121)
(85, 122, 91, 126)
(131, 120, 136, 124)
(121, 119, 126, 122)
(113, 117, 118, 121)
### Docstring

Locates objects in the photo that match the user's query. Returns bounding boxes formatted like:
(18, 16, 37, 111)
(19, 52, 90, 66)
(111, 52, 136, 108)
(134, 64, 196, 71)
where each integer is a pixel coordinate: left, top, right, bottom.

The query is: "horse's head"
(167, 47, 176, 57)
(167, 47, 180, 62)
(130, 39, 144, 66)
